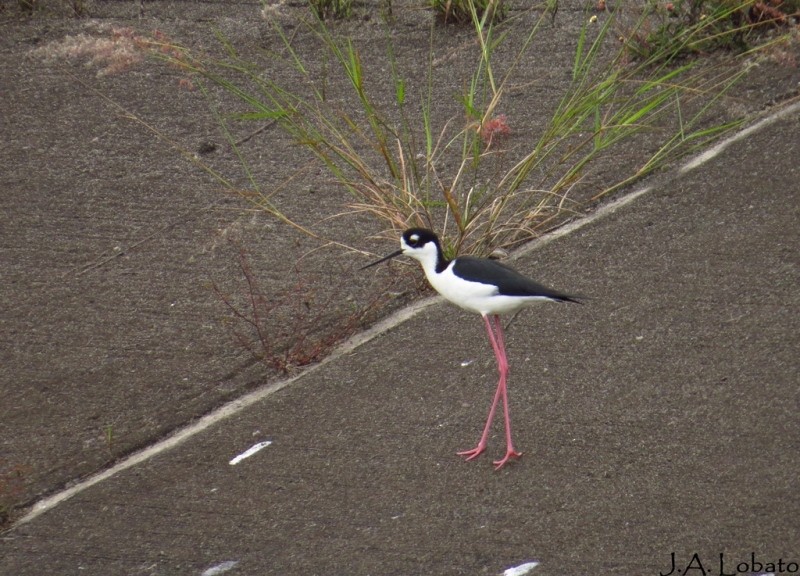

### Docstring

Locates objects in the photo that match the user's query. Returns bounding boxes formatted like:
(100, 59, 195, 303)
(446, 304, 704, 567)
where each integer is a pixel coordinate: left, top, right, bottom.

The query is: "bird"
(362, 228, 581, 469)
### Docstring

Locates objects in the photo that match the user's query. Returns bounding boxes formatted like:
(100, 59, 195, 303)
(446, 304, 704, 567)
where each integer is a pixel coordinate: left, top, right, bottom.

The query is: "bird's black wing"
(452, 256, 580, 303)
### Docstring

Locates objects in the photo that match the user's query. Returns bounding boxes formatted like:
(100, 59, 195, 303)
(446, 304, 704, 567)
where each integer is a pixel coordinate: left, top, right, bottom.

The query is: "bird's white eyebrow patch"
(229, 440, 272, 465)
(409, 234, 419, 242)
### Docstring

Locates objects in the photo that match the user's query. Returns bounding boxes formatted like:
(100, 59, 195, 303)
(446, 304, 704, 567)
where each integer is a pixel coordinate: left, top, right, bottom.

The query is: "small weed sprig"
(431, 0, 506, 23)
(308, 0, 354, 20)
(479, 113, 511, 146)
(212, 241, 395, 374)
(620, 0, 797, 61)
(0, 461, 29, 528)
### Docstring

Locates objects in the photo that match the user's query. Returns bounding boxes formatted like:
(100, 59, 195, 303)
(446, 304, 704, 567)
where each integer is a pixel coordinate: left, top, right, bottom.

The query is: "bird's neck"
(424, 242, 450, 275)
(429, 241, 450, 274)
(435, 251, 450, 274)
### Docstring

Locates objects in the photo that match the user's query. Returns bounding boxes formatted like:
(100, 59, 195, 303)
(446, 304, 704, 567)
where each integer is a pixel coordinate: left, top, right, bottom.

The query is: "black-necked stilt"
(363, 228, 581, 469)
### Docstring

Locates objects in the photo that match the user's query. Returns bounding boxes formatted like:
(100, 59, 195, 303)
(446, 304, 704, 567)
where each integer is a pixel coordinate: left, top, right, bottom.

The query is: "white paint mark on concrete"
(201, 560, 239, 576)
(229, 441, 272, 465)
(503, 561, 540, 576)
(681, 99, 800, 173)
(513, 187, 652, 260)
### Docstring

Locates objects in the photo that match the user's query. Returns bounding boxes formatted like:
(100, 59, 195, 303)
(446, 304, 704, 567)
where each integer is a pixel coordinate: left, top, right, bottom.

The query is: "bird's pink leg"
(458, 314, 522, 468)
(490, 314, 522, 469)
(456, 348, 502, 461)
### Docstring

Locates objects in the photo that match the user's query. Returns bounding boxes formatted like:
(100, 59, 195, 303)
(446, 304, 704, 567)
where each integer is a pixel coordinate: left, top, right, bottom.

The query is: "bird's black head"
(401, 228, 440, 250)
(360, 228, 445, 271)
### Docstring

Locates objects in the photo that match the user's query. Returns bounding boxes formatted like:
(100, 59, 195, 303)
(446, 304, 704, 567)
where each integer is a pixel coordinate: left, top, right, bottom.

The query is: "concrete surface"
(1, 95, 797, 575)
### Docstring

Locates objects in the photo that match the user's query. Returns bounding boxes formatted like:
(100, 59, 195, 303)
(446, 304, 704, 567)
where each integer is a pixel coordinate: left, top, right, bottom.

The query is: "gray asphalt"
(2, 102, 798, 575)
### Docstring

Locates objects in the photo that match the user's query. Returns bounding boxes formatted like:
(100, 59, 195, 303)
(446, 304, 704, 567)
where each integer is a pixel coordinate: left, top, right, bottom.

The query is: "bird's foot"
(492, 448, 523, 470)
(457, 444, 486, 461)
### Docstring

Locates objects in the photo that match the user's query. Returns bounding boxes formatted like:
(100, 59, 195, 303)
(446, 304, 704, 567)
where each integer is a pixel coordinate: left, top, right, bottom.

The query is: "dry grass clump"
(32, 25, 146, 77)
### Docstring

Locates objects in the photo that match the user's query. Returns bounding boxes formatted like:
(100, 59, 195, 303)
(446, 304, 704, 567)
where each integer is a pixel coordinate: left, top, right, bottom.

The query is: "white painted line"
(12, 98, 800, 529)
(514, 186, 653, 261)
(511, 99, 800, 264)
(229, 441, 272, 465)
(681, 99, 800, 173)
(503, 561, 540, 576)
(201, 560, 239, 576)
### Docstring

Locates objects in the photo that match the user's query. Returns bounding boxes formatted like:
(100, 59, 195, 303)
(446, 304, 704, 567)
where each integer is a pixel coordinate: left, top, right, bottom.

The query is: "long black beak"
(360, 249, 404, 270)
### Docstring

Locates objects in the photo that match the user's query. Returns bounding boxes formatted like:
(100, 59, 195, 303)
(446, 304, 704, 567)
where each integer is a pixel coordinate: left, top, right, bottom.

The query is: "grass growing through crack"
(32, 2, 792, 256)
(152, 3, 762, 256)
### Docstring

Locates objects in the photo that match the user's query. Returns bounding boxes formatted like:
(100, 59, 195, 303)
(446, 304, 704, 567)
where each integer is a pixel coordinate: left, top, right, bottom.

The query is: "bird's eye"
(409, 234, 419, 245)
